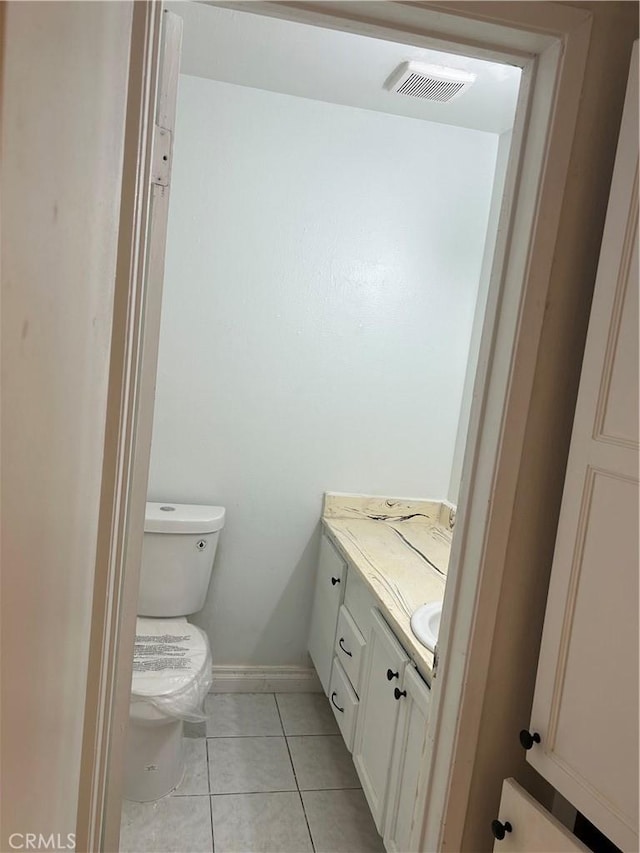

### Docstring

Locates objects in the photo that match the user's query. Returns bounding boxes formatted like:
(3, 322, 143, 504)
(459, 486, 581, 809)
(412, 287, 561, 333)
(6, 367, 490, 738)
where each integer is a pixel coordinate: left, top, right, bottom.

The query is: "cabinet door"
(384, 665, 431, 853)
(526, 44, 638, 852)
(384, 666, 431, 853)
(492, 779, 588, 853)
(353, 609, 409, 832)
(308, 534, 346, 694)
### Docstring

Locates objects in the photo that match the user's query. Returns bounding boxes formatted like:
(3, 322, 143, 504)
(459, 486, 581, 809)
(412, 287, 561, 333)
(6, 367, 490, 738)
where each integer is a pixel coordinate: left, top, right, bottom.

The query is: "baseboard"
(210, 665, 323, 694)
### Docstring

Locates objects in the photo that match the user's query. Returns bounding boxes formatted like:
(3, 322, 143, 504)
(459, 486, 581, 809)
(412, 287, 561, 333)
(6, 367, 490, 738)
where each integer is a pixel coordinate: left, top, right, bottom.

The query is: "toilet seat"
(131, 617, 211, 720)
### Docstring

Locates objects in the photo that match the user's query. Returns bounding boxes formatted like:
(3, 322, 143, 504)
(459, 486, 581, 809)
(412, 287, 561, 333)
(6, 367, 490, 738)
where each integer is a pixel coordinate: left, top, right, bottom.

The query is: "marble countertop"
(322, 493, 454, 683)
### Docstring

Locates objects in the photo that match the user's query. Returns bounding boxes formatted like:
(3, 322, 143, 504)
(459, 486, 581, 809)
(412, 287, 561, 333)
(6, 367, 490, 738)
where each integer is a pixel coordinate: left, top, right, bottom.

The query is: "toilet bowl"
(123, 502, 225, 802)
(124, 617, 211, 802)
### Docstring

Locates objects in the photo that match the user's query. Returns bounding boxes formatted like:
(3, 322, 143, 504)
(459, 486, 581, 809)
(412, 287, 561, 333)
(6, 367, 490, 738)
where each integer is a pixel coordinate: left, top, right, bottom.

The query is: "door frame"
(77, 2, 593, 850)
(76, 3, 166, 850)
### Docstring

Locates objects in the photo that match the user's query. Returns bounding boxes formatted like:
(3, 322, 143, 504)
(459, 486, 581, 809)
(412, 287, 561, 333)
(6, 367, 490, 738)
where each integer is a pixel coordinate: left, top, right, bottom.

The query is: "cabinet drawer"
(493, 778, 588, 852)
(335, 605, 366, 694)
(329, 657, 359, 752)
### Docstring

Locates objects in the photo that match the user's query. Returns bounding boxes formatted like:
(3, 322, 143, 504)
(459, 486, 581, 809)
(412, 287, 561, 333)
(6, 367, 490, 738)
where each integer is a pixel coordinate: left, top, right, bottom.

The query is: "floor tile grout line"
(275, 693, 316, 853)
(205, 785, 361, 798)
(274, 694, 299, 790)
(205, 732, 340, 738)
(298, 789, 316, 853)
(284, 734, 343, 740)
(272, 692, 286, 737)
(205, 736, 215, 852)
(172, 792, 212, 797)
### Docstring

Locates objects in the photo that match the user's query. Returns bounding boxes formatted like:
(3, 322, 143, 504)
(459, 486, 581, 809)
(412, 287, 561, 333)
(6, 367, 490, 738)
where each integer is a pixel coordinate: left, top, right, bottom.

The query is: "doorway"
(119, 5, 520, 849)
(79, 4, 592, 851)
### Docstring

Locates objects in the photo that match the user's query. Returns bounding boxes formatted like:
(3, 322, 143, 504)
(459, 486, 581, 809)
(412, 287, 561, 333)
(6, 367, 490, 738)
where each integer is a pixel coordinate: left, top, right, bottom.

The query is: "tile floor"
(120, 693, 384, 853)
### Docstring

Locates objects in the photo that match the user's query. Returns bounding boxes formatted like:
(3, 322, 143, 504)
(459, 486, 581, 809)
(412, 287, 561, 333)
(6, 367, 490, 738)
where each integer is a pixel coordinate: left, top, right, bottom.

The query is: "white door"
(492, 779, 588, 853)
(308, 534, 346, 694)
(353, 609, 409, 832)
(384, 665, 431, 853)
(526, 43, 639, 852)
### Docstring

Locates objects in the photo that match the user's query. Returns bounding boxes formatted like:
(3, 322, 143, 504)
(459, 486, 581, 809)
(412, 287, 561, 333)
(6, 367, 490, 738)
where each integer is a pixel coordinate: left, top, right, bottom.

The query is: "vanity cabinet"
(352, 609, 410, 833)
(308, 533, 346, 694)
(309, 531, 432, 849)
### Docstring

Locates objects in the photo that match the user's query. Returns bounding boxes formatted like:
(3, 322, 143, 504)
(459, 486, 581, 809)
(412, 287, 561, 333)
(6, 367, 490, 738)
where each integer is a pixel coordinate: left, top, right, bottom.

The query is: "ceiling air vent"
(386, 61, 476, 103)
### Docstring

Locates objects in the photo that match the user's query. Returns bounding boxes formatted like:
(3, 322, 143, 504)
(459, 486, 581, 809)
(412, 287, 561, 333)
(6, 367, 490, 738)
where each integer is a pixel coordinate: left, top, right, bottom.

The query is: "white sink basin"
(410, 601, 442, 651)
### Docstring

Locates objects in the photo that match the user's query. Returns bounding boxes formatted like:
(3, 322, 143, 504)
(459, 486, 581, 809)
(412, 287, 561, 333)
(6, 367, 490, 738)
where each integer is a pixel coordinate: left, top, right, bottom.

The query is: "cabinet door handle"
(394, 687, 407, 700)
(491, 820, 512, 841)
(330, 691, 344, 713)
(338, 637, 352, 657)
(386, 668, 399, 681)
(331, 576, 341, 586)
(519, 729, 541, 750)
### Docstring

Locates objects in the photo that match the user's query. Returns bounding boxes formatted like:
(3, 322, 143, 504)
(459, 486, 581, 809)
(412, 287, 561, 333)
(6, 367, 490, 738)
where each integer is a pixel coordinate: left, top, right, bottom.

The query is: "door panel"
(599, 235, 639, 444)
(551, 469, 638, 813)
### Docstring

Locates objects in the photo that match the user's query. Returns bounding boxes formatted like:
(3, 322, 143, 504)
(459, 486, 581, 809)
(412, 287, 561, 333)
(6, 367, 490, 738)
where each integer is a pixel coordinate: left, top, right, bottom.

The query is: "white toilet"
(123, 501, 225, 802)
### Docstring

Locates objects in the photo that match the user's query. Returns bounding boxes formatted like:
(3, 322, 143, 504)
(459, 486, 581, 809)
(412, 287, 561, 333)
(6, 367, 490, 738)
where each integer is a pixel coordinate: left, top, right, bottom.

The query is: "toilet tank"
(137, 502, 226, 617)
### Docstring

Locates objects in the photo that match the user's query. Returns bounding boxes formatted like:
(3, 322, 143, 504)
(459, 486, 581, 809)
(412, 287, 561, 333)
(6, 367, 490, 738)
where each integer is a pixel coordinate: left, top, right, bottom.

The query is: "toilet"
(123, 501, 225, 802)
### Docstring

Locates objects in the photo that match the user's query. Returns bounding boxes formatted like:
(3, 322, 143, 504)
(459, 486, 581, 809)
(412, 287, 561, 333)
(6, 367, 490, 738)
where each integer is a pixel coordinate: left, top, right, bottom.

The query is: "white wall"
(1, 1, 132, 846)
(147, 75, 497, 666)
(449, 129, 513, 503)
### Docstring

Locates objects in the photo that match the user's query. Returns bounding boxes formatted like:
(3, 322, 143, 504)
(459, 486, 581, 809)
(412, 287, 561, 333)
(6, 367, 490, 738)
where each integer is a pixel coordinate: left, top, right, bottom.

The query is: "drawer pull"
(330, 691, 344, 713)
(386, 668, 399, 681)
(491, 820, 512, 841)
(331, 577, 341, 586)
(519, 729, 541, 750)
(338, 637, 352, 657)
(394, 687, 407, 700)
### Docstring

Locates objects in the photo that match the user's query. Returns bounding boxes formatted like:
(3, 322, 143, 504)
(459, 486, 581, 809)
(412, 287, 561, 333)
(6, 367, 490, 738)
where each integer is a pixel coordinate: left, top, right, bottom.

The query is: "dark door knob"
(387, 668, 399, 681)
(519, 729, 541, 750)
(331, 576, 340, 585)
(394, 687, 407, 700)
(491, 820, 512, 841)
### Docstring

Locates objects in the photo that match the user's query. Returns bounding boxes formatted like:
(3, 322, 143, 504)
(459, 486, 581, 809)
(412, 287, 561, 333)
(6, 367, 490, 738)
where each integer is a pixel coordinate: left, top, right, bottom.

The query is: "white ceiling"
(167, 2, 521, 135)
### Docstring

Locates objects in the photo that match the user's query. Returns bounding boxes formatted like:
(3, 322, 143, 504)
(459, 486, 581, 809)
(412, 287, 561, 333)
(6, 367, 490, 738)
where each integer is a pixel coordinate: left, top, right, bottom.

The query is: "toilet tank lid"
(145, 502, 226, 534)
